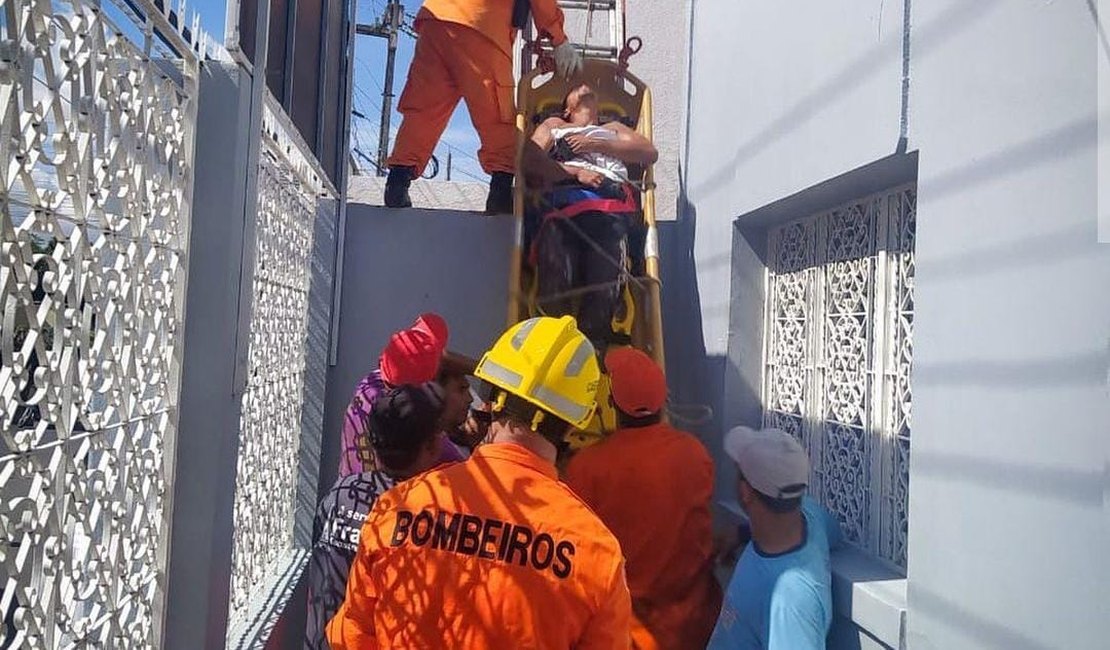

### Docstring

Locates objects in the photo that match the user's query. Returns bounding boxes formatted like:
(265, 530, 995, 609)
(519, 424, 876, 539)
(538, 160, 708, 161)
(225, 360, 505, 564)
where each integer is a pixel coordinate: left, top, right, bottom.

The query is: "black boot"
(384, 166, 414, 208)
(485, 172, 514, 215)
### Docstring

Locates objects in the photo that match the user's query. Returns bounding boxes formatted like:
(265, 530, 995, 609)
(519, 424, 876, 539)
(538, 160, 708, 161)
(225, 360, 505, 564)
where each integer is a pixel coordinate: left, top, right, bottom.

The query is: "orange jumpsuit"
(564, 424, 723, 650)
(388, 0, 569, 176)
(326, 442, 633, 649)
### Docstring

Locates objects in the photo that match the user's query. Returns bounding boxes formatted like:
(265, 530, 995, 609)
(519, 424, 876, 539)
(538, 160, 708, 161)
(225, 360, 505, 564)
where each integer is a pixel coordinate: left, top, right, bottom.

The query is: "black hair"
(616, 410, 663, 429)
(737, 468, 803, 514)
(365, 383, 445, 472)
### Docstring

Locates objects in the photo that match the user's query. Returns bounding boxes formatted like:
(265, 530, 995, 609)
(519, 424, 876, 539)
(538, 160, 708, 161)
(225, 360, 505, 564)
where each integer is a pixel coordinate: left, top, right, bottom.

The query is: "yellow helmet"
(475, 316, 600, 431)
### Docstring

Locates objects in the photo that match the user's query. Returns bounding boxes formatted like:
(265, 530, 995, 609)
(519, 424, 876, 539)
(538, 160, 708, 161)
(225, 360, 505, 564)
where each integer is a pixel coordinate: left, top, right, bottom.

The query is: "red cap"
(379, 313, 449, 386)
(605, 347, 666, 416)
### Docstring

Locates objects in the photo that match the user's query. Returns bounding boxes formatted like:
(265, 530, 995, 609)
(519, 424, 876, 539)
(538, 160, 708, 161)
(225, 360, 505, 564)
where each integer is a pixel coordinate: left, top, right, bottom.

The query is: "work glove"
(554, 41, 583, 79)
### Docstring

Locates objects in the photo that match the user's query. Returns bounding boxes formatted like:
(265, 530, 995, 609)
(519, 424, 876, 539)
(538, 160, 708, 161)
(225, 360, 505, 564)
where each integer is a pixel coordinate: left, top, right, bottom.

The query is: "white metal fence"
(0, 0, 200, 645)
(226, 98, 334, 635)
(1, 0, 339, 646)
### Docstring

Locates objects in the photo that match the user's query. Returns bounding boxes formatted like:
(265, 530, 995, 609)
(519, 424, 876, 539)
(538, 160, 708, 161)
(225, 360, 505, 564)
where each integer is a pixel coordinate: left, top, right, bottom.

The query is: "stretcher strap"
(528, 183, 637, 266)
(541, 182, 638, 221)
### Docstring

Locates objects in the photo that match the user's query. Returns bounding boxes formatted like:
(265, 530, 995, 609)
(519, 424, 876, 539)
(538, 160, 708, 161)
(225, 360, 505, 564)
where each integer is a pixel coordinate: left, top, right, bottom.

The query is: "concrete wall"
(674, 0, 911, 510)
(319, 200, 514, 491)
(679, 0, 1109, 649)
(167, 62, 255, 650)
(625, 0, 688, 222)
(905, 2, 1110, 649)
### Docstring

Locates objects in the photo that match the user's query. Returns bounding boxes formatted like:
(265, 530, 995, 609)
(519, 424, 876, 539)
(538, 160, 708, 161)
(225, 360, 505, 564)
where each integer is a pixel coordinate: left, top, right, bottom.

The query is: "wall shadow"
(660, 167, 726, 441)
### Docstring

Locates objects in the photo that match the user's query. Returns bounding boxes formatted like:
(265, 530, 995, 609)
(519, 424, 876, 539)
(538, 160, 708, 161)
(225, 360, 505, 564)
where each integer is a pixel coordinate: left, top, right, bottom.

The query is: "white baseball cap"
(724, 425, 810, 500)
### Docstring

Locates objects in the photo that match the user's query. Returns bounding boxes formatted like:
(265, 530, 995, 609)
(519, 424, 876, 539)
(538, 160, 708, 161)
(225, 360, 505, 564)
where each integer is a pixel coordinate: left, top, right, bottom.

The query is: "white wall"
(682, 1, 1109, 648)
(906, 1, 1110, 648)
(625, 0, 688, 222)
(685, 0, 907, 356)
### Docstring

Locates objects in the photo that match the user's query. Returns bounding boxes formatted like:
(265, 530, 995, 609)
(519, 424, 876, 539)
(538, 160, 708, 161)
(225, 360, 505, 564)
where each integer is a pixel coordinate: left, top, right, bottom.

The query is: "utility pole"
(445, 151, 452, 181)
(355, 0, 405, 176)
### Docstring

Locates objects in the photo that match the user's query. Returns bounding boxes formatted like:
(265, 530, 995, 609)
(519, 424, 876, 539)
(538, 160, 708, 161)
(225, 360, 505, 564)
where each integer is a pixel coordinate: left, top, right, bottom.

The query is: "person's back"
(305, 382, 450, 650)
(565, 348, 720, 649)
(708, 426, 842, 650)
(709, 497, 838, 650)
(567, 424, 719, 647)
(305, 471, 394, 649)
(330, 443, 630, 648)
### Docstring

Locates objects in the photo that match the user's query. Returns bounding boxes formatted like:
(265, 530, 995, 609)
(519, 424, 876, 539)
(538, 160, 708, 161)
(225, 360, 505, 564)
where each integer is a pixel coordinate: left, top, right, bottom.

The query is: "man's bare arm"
(521, 137, 573, 189)
(601, 121, 658, 165)
(530, 117, 566, 152)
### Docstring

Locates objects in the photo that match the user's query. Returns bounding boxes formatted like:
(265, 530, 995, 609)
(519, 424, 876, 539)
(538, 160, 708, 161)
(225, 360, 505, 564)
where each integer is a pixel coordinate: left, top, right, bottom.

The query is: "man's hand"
(522, 138, 572, 190)
(564, 133, 607, 155)
(575, 168, 605, 188)
(554, 41, 583, 79)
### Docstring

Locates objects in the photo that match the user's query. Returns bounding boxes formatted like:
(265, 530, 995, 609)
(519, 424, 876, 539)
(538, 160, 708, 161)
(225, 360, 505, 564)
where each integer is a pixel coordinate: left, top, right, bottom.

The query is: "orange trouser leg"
(387, 20, 461, 176)
(439, 23, 517, 175)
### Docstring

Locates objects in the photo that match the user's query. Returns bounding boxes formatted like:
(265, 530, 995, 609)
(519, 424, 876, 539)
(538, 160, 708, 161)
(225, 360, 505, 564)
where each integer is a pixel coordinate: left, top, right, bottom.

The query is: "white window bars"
(762, 184, 915, 569)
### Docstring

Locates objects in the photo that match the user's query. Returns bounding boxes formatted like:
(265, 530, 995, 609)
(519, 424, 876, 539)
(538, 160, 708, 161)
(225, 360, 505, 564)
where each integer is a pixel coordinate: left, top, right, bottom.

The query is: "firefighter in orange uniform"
(384, 0, 583, 215)
(326, 316, 633, 649)
(565, 347, 723, 649)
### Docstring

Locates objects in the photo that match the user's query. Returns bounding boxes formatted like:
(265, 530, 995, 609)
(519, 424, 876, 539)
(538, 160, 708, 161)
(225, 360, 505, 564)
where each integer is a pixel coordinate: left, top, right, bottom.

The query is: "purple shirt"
(338, 369, 466, 478)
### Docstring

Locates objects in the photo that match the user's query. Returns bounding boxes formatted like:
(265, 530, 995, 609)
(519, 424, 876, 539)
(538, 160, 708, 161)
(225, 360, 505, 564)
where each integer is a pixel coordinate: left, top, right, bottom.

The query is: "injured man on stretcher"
(527, 83, 658, 350)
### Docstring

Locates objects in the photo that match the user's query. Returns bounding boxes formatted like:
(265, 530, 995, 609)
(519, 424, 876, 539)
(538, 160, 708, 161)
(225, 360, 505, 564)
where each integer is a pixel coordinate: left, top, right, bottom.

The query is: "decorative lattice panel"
(764, 185, 915, 569)
(0, 0, 199, 646)
(226, 101, 327, 630)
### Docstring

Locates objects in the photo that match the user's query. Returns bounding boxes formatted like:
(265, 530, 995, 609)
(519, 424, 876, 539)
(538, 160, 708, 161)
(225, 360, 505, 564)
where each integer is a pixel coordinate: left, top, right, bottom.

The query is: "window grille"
(763, 185, 915, 568)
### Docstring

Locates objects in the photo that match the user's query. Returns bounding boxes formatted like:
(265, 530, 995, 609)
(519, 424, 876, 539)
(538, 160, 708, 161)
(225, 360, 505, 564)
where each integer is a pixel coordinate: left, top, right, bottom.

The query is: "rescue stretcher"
(507, 53, 666, 449)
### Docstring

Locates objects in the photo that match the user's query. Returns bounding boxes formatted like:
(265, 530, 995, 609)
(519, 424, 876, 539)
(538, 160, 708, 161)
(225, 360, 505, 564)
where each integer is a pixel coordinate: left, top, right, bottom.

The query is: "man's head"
(436, 366, 472, 431)
(724, 426, 810, 515)
(475, 316, 600, 458)
(562, 84, 599, 126)
(604, 347, 666, 427)
(379, 313, 449, 386)
(365, 382, 446, 476)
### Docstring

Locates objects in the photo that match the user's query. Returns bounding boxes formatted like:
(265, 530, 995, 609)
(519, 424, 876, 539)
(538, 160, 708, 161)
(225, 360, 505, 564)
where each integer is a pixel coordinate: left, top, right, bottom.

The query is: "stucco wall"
(624, 0, 688, 222)
(905, 1, 1110, 648)
(683, 0, 907, 359)
(675, 0, 911, 519)
(680, 0, 1109, 649)
(319, 201, 514, 492)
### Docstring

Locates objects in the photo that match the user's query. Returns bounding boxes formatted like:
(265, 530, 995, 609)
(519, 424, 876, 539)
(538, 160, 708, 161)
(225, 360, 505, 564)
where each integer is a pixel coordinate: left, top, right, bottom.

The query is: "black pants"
(534, 211, 629, 348)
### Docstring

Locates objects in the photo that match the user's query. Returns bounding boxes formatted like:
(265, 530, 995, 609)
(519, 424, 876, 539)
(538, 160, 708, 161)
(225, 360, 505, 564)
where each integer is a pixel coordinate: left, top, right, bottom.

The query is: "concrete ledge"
(347, 175, 487, 212)
(830, 546, 907, 650)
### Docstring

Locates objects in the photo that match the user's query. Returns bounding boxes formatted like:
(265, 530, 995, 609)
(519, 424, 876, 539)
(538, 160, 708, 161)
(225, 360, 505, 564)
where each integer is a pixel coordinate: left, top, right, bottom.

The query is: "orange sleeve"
(577, 558, 634, 649)
(530, 0, 568, 46)
(325, 503, 390, 650)
(563, 453, 596, 505)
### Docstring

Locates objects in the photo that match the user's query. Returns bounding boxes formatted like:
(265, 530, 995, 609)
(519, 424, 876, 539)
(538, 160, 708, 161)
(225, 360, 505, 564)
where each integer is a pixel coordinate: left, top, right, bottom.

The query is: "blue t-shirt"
(708, 497, 842, 650)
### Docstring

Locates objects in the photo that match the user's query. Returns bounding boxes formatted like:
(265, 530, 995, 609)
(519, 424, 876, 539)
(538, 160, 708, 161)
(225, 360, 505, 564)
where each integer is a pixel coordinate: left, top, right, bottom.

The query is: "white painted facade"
(667, 1, 1110, 648)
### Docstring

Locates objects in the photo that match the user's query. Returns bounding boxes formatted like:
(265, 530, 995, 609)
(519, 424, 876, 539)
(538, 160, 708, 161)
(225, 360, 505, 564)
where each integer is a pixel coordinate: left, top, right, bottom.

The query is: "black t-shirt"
(305, 471, 395, 649)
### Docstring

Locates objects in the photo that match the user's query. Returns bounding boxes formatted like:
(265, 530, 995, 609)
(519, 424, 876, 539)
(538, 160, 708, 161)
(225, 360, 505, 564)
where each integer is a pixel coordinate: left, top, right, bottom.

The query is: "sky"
(189, 0, 487, 182)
